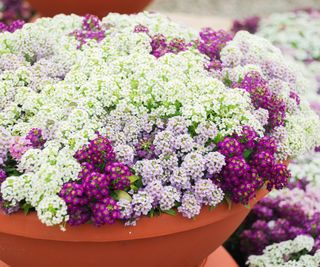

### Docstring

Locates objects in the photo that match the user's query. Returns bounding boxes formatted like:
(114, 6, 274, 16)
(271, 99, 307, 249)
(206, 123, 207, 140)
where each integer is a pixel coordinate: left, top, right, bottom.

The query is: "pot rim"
(0, 189, 267, 242)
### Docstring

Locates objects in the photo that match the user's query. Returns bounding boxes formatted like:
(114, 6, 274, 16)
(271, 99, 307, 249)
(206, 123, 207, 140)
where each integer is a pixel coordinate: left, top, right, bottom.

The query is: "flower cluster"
(225, 180, 320, 265)
(247, 235, 320, 267)
(231, 16, 260, 34)
(289, 148, 320, 185)
(0, 0, 33, 24)
(60, 134, 132, 226)
(70, 14, 105, 48)
(0, 19, 24, 33)
(214, 127, 289, 205)
(0, 12, 319, 227)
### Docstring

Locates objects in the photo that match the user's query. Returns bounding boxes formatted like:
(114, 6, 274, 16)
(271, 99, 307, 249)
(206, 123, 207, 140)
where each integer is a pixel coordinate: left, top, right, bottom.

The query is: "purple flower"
(0, 169, 6, 184)
(67, 205, 91, 226)
(91, 197, 121, 226)
(70, 14, 106, 49)
(133, 24, 149, 33)
(231, 16, 260, 34)
(26, 128, 46, 149)
(198, 28, 232, 62)
(218, 137, 243, 157)
(236, 71, 286, 129)
(0, 0, 33, 24)
(105, 162, 131, 190)
(59, 182, 88, 206)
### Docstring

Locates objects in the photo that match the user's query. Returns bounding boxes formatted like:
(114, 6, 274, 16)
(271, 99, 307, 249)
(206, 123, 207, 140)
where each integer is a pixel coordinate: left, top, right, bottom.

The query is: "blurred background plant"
(0, 0, 34, 24)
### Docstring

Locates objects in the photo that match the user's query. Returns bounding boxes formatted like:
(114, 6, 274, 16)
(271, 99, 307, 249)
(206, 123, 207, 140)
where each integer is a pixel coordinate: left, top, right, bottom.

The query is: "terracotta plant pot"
(201, 246, 238, 267)
(0, 188, 267, 267)
(27, 0, 152, 18)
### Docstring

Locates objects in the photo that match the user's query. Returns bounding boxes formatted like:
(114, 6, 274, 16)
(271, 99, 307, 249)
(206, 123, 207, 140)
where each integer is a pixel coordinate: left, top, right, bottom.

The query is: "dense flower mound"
(247, 235, 320, 267)
(0, 12, 319, 227)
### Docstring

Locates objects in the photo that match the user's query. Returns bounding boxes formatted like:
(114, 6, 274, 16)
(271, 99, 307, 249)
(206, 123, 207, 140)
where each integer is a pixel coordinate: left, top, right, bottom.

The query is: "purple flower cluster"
(134, 24, 190, 58)
(0, 19, 24, 33)
(231, 16, 260, 34)
(197, 28, 232, 71)
(225, 180, 320, 265)
(0, 169, 6, 183)
(235, 71, 287, 129)
(289, 91, 301, 106)
(60, 134, 132, 226)
(214, 126, 290, 204)
(9, 128, 46, 160)
(0, 0, 33, 24)
(239, 190, 320, 258)
(25, 128, 46, 149)
(70, 14, 106, 48)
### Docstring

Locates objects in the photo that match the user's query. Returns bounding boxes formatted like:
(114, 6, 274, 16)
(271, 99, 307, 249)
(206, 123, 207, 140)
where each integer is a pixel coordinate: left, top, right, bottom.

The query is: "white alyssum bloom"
(247, 235, 320, 267)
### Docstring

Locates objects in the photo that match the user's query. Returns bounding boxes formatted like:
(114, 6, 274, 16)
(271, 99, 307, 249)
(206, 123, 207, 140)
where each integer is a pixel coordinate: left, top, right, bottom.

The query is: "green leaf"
(243, 149, 253, 160)
(22, 202, 33, 215)
(163, 209, 176, 216)
(244, 204, 251, 209)
(115, 190, 132, 201)
(129, 175, 140, 184)
(130, 184, 138, 191)
(213, 133, 225, 145)
(149, 209, 155, 218)
(225, 197, 232, 210)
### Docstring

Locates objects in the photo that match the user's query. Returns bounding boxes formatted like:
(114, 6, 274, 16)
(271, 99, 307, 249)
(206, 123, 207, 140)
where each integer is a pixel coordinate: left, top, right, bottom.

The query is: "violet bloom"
(70, 14, 106, 49)
(0, 19, 24, 33)
(197, 28, 232, 61)
(26, 128, 46, 149)
(236, 71, 286, 129)
(0, 0, 33, 24)
(231, 16, 260, 34)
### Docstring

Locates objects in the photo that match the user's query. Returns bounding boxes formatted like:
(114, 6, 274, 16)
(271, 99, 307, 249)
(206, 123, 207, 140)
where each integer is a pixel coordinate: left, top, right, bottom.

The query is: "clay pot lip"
(26, 0, 153, 18)
(0, 188, 267, 242)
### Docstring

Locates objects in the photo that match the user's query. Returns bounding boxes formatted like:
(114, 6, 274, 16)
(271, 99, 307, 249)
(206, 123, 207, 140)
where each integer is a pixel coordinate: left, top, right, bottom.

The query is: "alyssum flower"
(0, 12, 319, 227)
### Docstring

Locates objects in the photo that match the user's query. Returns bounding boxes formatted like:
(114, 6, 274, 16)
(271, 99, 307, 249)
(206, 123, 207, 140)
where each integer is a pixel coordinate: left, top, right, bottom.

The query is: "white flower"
(36, 195, 69, 226)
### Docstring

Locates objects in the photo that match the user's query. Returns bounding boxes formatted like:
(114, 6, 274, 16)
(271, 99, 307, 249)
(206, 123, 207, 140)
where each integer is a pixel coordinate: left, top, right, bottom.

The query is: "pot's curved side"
(200, 246, 238, 267)
(0, 189, 268, 242)
(0, 189, 267, 267)
(27, 0, 152, 18)
(0, 207, 248, 267)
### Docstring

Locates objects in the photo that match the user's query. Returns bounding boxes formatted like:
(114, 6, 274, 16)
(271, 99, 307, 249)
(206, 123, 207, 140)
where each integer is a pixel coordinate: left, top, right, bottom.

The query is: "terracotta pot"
(27, 0, 152, 18)
(201, 246, 238, 267)
(0, 188, 267, 267)
(0, 261, 9, 267)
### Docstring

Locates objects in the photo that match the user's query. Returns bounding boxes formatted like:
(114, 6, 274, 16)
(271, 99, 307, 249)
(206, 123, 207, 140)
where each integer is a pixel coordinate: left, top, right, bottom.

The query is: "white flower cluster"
(248, 235, 320, 267)
(290, 150, 320, 185)
(103, 12, 197, 41)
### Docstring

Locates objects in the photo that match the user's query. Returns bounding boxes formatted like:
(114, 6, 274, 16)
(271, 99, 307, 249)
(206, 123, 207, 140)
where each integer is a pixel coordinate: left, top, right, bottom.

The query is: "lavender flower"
(159, 186, 181, 211)
(178, 192, 201, 219)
